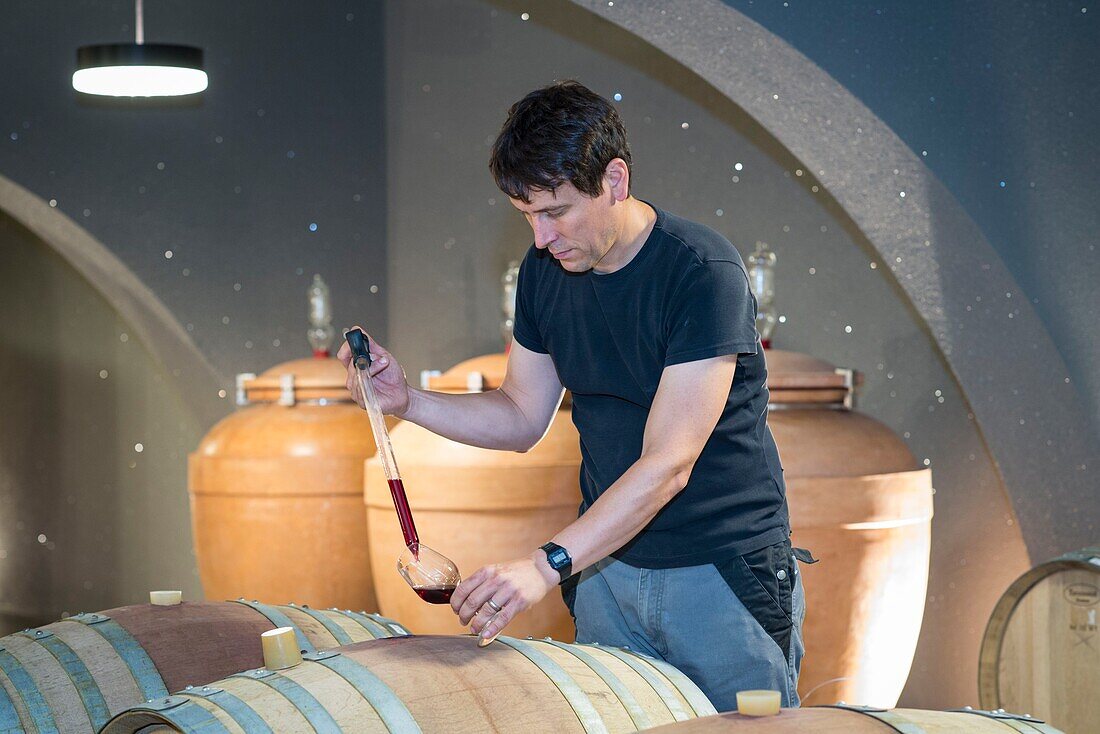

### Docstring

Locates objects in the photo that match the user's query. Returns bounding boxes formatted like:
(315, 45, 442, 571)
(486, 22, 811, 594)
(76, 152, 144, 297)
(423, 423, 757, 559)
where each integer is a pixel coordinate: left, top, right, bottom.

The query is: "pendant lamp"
(73, 0, 207, 97)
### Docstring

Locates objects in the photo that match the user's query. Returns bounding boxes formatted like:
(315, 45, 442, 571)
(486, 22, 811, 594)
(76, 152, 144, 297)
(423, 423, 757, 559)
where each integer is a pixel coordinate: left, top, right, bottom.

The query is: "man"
(339, 80, 808, 711)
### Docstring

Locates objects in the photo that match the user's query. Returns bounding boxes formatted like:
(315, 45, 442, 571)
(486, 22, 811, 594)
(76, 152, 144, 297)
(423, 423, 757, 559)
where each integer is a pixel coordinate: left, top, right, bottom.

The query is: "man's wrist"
(529, 549, 560, 587)
(395, 386, 418, 420)
(537, 542, 573, 585)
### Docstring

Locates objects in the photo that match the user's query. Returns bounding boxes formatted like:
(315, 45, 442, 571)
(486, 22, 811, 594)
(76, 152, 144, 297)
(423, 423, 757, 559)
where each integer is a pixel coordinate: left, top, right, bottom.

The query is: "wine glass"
(397, 543, 461, 604)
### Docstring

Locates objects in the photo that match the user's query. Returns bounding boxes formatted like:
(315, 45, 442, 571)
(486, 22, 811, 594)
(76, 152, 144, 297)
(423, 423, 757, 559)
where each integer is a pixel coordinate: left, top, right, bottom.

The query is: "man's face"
(509, 181, 619, 273)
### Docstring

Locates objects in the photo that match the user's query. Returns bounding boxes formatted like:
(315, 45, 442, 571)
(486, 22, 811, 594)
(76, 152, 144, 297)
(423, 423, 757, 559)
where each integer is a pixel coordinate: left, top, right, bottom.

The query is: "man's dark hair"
(489, 80, 632, 204)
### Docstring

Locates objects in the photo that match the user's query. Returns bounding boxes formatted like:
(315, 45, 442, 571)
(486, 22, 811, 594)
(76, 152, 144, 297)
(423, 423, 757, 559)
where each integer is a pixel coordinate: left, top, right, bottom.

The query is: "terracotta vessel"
(190, 357, 379, 610)
(767, 349, 934, 707)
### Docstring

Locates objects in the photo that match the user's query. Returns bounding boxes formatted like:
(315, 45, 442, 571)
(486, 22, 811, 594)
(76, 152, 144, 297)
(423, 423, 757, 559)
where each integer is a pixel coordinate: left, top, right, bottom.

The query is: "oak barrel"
(644, 705, 1064, 733)
(365, 354, 581, 640)
(0, 600, 408, 733)
(978, 546, 1100, 734)
(102, 635, 716, 733)
(766, 349, 934, 707)
(190, 357, 380, 610)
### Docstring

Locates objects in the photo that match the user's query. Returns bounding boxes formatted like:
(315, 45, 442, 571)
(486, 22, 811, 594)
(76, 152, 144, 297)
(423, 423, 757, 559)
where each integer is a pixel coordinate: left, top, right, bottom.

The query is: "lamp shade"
(73, 43, 207, 97)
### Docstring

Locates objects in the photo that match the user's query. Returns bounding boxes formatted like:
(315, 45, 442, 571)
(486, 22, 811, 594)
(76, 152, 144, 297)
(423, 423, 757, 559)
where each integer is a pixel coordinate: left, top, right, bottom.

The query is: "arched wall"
(566, 0, 1097, 561)
(0, 206, 209, 631)
(0, 175, 227, 429)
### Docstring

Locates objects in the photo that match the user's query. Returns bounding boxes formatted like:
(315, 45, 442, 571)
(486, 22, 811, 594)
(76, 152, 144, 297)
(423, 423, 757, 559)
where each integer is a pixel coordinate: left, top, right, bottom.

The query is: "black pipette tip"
(343, 328, 372, 371)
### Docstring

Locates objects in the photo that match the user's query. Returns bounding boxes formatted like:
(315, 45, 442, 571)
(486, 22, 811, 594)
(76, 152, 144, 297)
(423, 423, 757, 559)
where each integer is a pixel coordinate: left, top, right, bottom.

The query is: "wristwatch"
(539, 542, 573, 584)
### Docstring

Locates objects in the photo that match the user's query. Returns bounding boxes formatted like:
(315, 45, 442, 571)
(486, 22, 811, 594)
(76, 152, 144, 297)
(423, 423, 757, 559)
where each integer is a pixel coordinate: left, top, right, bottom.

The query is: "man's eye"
(548, 210, 564, 219)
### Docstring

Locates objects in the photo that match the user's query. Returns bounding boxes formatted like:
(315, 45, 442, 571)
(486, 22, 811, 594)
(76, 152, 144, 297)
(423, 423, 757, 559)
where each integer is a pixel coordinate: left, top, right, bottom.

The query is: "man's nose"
(532, 221, 555, 248)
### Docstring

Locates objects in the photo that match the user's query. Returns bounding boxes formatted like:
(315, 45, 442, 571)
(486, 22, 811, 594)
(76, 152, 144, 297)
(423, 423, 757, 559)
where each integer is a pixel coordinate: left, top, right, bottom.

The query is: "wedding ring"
(486, 599, 502, 613)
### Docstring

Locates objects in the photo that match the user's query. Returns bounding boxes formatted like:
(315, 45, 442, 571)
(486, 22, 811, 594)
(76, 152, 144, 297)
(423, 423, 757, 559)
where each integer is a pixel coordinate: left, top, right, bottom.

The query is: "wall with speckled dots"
(0, 0, 1094, 712)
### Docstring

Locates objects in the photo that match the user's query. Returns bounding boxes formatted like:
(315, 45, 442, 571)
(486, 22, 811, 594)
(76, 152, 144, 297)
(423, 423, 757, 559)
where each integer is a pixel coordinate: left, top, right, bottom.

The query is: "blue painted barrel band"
(155, 699, 231, 733)
(73, 615, 168, 702)
(540, 640, 652, 730)
(24, 632, 111, 729)
(0, 665, 30, 733)
(230, 600, 314, 653)
(311, 652, 421, 731)
(233, 669, 341, 733)
(290, 607, 353, 646)
(183, 688, 273, 734)
(0, 648, 58, 733)
(585, 645, 689, 722)
(496, 637, 608, 734)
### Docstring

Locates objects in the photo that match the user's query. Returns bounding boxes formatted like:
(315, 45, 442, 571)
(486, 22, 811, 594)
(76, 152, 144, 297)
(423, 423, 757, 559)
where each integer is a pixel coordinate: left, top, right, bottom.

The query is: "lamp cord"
(135, 0, 144, 44)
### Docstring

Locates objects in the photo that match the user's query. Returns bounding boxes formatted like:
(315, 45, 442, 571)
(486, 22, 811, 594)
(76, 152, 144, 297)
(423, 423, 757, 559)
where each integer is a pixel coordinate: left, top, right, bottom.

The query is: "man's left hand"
(451, 551, 558, 641)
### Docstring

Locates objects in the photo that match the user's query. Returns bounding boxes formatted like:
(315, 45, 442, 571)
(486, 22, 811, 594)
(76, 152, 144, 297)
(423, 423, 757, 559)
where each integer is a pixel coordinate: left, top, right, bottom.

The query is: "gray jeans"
(572, 545, 806, 713)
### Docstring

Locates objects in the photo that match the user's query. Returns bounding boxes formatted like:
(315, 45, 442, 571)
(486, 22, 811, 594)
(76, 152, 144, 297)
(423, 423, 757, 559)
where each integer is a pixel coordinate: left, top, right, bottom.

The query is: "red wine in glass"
(413, 585, 456, 604)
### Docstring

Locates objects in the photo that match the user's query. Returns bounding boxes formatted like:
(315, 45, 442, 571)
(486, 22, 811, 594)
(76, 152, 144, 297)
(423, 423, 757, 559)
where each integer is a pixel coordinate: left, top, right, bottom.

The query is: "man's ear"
(604, 158, 630, 202)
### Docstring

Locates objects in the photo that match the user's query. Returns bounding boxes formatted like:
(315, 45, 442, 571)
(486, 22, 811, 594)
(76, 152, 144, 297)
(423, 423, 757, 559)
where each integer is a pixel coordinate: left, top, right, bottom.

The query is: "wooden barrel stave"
(102, 635, 717, 733)
(642, 705, 1066, 733)
(0, 601, 408, 733)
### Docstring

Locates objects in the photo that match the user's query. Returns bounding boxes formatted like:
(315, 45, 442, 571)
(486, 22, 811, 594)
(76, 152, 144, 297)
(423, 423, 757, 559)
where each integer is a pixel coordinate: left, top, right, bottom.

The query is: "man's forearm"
(546, 453, 690, 573)
(400, 385, 552, 452)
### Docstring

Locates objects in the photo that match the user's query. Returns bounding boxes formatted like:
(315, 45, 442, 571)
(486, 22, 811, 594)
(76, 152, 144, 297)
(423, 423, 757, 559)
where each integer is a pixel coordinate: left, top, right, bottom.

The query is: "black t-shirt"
(513, 204, 790, 568)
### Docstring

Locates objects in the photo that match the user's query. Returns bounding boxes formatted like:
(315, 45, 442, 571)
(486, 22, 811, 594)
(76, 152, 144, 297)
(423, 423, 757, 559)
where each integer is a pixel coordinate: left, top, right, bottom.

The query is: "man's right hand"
(337, 328, 411, 417)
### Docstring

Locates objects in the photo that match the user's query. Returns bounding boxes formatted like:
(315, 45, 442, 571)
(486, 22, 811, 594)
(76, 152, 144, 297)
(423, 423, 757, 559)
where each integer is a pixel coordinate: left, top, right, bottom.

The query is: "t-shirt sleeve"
(664, 260, 759, 367)
(511, 247, 549, 354)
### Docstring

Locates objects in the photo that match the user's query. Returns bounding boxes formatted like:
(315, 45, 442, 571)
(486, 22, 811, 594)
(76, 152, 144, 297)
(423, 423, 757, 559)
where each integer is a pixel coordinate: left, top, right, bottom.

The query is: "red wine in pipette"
(388, 478, 419, 549)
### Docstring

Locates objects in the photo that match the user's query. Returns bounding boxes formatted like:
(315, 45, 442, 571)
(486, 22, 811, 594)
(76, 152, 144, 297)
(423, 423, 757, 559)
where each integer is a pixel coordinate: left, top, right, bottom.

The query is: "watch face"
(548, 548, 568, 568)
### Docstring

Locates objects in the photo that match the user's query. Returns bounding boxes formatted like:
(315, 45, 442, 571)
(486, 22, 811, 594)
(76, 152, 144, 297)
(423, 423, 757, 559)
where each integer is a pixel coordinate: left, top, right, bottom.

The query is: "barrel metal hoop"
(182, 686, 223, 697)
(302, 650, 340, 662)
(539, 639, 652, 730)
(25, 630, 112, 728)
(949, 708, 1056, 733)
(819, 704, 926, 734)
(616, 647, 716, 717)
(1018, 721, 1065, 734)
(330, 611, 387, 638)
(496, 637, 608, 734)
(147, 697, 231, 733)
(337, 610, 389, 639)
(0, 667, 25, 733)
(234, 668, 276, 680)
(245, 670, 343, 733)
(583, 644, 690, 722)
(231, 600, 315, 653)
(310, 650, 422, 732)
(73, 614, 169, 702)
(370, 613, 411, 637)
(291, 606, 354, 646)
(182, 687, 273, 733)
(0, 648, 57, 733)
